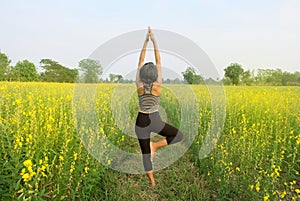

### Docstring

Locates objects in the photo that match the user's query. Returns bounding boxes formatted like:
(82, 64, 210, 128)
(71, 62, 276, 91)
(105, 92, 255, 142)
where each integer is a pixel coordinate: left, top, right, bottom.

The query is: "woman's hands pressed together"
(148, 26, 156, 42)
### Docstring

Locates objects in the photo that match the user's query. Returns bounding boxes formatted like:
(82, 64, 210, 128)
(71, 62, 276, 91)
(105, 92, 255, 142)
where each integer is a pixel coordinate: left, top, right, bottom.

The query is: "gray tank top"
(138, 83, 160, 113)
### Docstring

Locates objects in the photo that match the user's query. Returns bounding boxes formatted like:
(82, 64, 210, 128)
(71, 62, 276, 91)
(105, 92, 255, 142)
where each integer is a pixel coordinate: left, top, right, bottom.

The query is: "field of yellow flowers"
(193, 86, 300, 200)
(0, 82, 299, 200)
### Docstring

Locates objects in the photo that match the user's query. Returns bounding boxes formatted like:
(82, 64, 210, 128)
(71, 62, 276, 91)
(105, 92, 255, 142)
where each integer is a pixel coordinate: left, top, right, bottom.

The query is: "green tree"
(224, 63, 244, 85)
(281, 72, 293, 85)
(182, 67, 204, 84)
(0, 52, 11, 81)
(222, 77, 232, 85)
(10, 60, 39, 81)
(267, 69, 282, 85)
(241, 70, 254, 86)
(40, 59, 78, 83)
(255, 69, 268, 84)
(109, 74, 123, 83)
(294, 71, 300, 84)
(79, 59, 102, 83)
(255, 68, 283, 85)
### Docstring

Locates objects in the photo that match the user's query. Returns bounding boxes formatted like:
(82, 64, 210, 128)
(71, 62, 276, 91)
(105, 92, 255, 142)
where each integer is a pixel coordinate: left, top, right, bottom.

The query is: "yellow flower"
(263, 194, 270, 201)
(28, 166, 33, 173)
(38, 165, 46, 171)
(41, 172, 47, 177)
(73, 152, 78, 161)
(84, 167, 89, 174)
(18, 141, 23, 147)
(255, 181, 260, 192)
(280, 191, 286, 198)
(59, 156, 64, 161)
(22, 173, 30, 180)
(23, 159, 32, 167)
(295, 189, 300, 194)
(235, 167, 240, 172)
(249, 185, 254, 190)
(70, 165, 75, 173)
(46, 124, 52, 130)
(20, 168, 26, 175)
(29, 171, 36, 177)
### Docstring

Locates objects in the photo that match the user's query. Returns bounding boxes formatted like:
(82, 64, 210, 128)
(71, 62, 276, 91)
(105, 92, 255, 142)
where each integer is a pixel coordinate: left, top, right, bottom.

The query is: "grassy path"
(92, 150, 211, 201)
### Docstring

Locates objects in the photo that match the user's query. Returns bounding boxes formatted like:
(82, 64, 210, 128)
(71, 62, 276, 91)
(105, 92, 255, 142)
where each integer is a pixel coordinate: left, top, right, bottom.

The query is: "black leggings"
(135, 112, 184, 172)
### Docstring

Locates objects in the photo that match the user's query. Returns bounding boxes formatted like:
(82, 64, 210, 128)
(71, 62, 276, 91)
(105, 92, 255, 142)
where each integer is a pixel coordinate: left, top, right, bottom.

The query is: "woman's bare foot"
(146, 171, 155, 186)
(150, 142, 156, 162)
(150, 139, 168, 161)
(150, 180, 155, 186)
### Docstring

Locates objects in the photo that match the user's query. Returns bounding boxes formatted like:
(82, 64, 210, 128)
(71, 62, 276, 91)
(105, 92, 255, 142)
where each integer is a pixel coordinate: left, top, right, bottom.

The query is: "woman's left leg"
(135, 112, 156, 186)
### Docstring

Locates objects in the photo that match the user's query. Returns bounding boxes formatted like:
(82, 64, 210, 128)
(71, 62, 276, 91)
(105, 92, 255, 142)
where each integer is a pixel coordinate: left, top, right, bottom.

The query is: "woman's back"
(138, 83, 161, 113)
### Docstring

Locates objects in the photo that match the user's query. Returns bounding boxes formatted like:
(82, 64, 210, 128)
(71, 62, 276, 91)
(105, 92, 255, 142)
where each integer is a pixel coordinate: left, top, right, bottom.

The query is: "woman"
(135, 27, 184, 186)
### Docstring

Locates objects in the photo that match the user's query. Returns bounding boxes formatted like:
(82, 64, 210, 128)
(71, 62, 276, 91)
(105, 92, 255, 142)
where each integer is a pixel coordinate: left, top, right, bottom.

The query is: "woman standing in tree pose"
(135, 27, 184, 186)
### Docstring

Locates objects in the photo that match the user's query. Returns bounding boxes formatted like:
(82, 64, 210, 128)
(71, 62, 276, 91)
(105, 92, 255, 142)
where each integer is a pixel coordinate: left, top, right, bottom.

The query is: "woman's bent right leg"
(149, 112, 184, 145)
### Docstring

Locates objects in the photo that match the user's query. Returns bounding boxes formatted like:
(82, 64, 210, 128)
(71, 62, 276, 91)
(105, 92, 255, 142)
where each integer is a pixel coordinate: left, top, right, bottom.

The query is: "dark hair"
(140, 62, 158, 84)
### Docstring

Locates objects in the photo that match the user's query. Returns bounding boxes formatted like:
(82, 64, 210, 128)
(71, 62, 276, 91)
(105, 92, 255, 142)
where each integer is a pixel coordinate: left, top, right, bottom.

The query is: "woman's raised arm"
(136, 32, 149, 85)
(138, 32, 149, 68)
(148, 27, 162, 84)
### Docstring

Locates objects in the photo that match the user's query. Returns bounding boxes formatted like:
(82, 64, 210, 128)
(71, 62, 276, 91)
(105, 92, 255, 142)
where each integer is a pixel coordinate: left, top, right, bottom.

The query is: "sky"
(1, 0, 300, 79)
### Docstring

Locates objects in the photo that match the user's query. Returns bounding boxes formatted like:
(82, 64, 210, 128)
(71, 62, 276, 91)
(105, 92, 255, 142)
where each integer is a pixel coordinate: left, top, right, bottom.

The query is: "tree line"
(182, 63, 300, 86)
(0, 52, 133, 83)
(0, 52, 299, 85)
(222, 63, 300, 86)
(0, 52, 102, 83)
